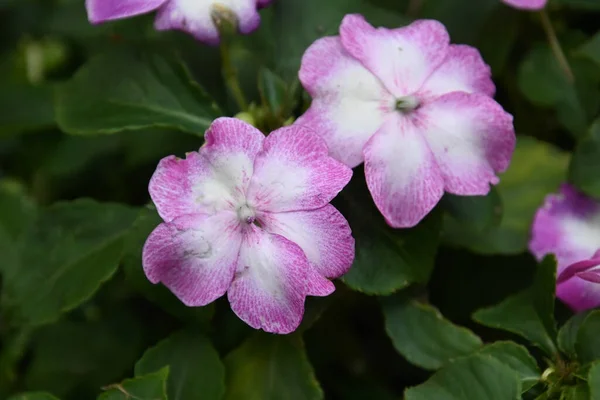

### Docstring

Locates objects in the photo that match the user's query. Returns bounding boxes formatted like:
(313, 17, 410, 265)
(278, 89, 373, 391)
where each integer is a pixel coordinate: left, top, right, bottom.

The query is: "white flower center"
(395, 95, 420, 113)
(237, 204, 256, 225)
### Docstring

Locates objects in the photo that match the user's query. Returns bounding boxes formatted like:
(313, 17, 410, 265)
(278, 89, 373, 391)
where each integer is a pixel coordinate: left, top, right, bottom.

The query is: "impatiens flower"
(297, 14, 516, 228)
(530, 184, 600, 311)
(86, 0, 272, 45)
(142, 118, 354, 334)
(501, 0, 547, 10)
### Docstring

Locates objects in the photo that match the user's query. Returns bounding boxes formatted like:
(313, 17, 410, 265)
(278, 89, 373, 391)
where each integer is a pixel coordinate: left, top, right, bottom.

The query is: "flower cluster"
(530, 184, 600, 311)
(93, 4, 525, 332)
(143, 118, 354, 333)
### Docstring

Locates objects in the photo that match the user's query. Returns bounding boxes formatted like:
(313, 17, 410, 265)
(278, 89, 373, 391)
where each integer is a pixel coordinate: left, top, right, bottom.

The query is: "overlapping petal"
(85, 0, 167, 24)
(556, 250, 600, 311)
(417, 92, 515, 195)
(339, 14, 449, 97)
(227, 226, 310, 334)
(363, 115, 445, 228)
(142, 212, 242, 306)
(247, 125, 352, 212)
(154, 0, 260, 45)
(297, 36, 392, 167)
(148, 117, 263, 221)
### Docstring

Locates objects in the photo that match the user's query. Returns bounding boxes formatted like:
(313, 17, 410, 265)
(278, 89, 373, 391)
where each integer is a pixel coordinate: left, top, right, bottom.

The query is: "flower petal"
(256, 0, 273, 8)
(417, 92, 515, 195)
(297, 36, 391, 167)
(227, 226, 310, 334)
(364, 114, 444, 228)
(247, 124, 352, 213)
(148, 117, 264, 221)
(154, 0, 260, 45)
(557, 251, 600, 284)
(142, 211, 242, 306)
(339, 15, 449, 97)
(258, 205, 354, 280)
(86, 0, 167, 24)
(502, 0, 547, 10)
(557, 277, 600, 312)
(530, 183, 600, 270)
(418, 45, 495, 99)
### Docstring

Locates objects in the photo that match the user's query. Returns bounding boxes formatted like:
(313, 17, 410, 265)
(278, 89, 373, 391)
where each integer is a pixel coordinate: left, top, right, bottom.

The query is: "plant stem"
(220, 42, 248, 112)
(539, 9, 574, 83)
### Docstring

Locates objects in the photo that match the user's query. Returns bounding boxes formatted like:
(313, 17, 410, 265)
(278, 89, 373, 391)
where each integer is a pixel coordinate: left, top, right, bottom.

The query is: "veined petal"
(142, 211, 242, 306)
(530, 184, 600, 270)
(339, 15, 449, 97)
(418, 45, 495, 99)
(502, 0, 547, 10)
(148, 117, 264, 221)
(154, 0, 260, 45)
(417, 92, 515, 195)
(297, 36, 392, 167)
(258, 205, 354, 280)
(364, 114, 444, 228)
(227, 226, 310, 334)
(247, 124, 352, 213)
(86, 0, 167, 24)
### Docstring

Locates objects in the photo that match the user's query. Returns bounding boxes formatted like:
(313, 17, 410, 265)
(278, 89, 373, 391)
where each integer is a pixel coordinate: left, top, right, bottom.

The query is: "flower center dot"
(395, 95, 420, 113)
(237, 204, 256, 225)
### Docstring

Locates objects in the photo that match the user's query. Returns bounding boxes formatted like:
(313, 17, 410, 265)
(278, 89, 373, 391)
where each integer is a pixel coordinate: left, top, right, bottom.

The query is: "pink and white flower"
(297, 14, 516, 228)
(142, 118, 354, 334)
(530, 184, 600, 311)
(85, 0, 273, 45)
(501, 0, 547, 10)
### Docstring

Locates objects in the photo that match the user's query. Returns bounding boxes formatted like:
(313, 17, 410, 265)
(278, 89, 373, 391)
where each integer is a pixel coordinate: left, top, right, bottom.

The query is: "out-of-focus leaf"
(98, 368, 168, 400)
(443, 136, 569, 254)
(123, 207, 214, 325)
(224, 333, 323, 400)
(478, 342, 540, 392)
(442, 188, 502, 233)
(404, 354, 522, 400)
(578, 31, 600, 67)
(589, 362, 600, 399)
(382, 295, 482, 370)
(340, 173, 442, 294)
(0, 83, 54, 136)
(56, 50, 221, 136)
(135, 331, 225, 400)
(575, 310, 600, 365)
(558, 311, 593, 358)
(1, 199, 138, 326)
(553, 0, 600, 10)
(473, 255, 558, 355)
(569, 118, 600, 197)
(563, 384, 591, 400)
(477, 6, 519, 75)
(8, 393, 60, 400)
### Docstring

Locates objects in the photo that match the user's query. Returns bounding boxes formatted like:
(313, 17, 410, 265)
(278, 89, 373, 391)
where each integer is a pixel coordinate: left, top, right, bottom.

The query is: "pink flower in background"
(530, 184, 600, 311)
(502, 0, 547, 10)
(86, 0, 272, 45)
(297, 14, 516, 228)
(142, 118, 354, 334)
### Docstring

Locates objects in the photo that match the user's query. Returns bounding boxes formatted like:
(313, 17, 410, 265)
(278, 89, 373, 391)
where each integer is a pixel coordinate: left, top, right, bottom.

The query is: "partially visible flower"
(530, 184, 600, 311)
(297, 14, 515, 228)
(85, 0, 270, 45)
(142, 118, 354, 334)
(501, 0, 547, 10)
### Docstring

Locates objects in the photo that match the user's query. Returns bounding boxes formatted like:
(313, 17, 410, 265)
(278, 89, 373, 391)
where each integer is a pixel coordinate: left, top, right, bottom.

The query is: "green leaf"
(442, 188, 502, 233)
(382, 295, 482, 370)
(1, 199, 138, 326)
(404, 354, 522, 400)
(258, 67, 289, 116)
(8, 393, 60, 400)
(123, 207, 214, 325)
(0, 83, 54, 136)
(0, 180, 36, 241)
(558, 311, 593, 358)
(578, 31, 600, 67)
(224, 333, 323, 400)
(443, 136, 569, 254)
(575, 310, 600, 365)
(569, 118, 600, 197)
(478, 342, 540, 392)
(473, 255, 558, 355)
(135, 331, 225, 400)
(98, 368, 169, 400)
(589, 361, 600, 399)
(340, 173, 442, 294)
(56, 50, 221, 136)
(563, 384, 591, 400)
